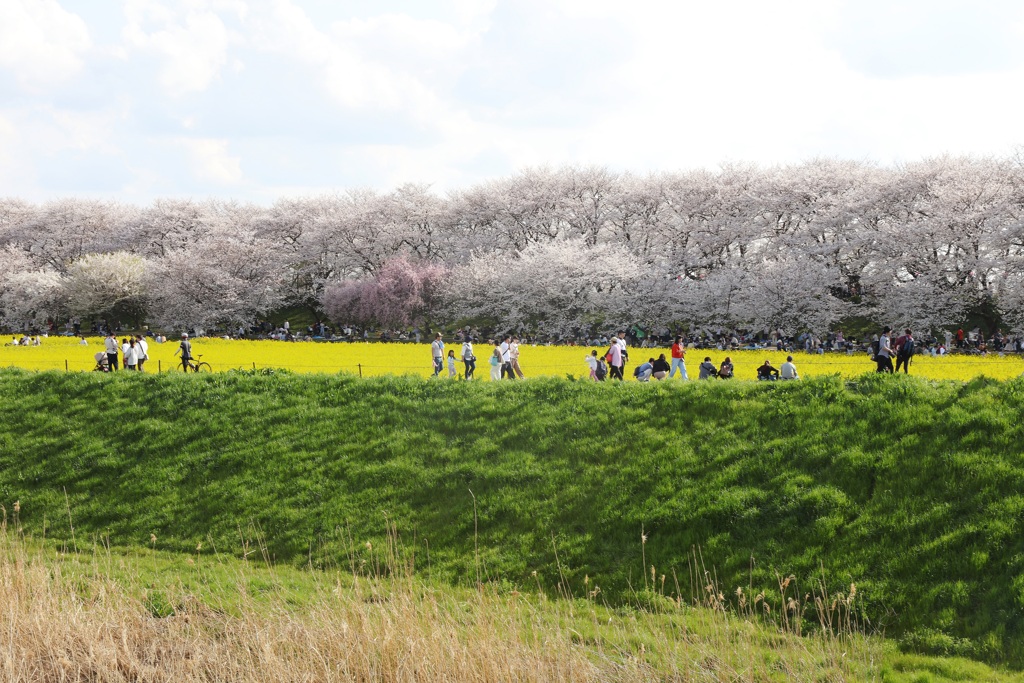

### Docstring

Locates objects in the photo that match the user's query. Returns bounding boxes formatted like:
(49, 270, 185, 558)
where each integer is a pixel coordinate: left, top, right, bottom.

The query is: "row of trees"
(2, 154, 1024, 336)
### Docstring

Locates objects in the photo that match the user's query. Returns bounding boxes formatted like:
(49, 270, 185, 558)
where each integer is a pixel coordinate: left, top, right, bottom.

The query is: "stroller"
(93, 352, 110, 372)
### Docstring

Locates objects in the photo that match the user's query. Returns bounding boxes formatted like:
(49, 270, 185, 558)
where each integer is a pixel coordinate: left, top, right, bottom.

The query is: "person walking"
(876, 326, 895, 373)
(585, 350, 599, 380)
(894, 329, 914, 374)
(499, 335, 515, 380)
(447, 349, 457, 378)
(136, 334, 149, 372)
(461, 337, 476, 380)
(607, 336, 624, 380)
(616, 332, 629, 377)
(780, 355, 799, 380)
(176, 333, 193, 371)
(510, 336, 525, 378)
(431, 333, 444, 377)
(669, 336, 688, 379)
(489, 340, 502, 381)
(104, 331, 120, 371)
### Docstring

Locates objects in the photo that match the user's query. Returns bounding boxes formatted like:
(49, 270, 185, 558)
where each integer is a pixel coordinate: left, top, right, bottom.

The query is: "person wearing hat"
(175, 333, 193, 371)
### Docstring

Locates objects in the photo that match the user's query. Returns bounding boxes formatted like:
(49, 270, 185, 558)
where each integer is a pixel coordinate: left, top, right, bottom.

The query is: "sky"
(1, 0, 1023, 204)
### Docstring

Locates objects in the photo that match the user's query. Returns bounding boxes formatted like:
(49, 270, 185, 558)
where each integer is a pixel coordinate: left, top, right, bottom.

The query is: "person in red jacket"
(668, 336, 688, 379)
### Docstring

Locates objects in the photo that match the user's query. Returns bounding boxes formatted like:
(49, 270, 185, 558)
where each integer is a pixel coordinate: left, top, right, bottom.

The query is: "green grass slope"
(1, 370, 1023, 664)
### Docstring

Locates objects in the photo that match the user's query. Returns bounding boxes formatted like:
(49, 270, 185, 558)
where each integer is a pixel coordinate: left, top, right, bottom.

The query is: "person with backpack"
(894, 329, 914, 374)
(594, 352, 608, 381)
(633, 358, 654, 382)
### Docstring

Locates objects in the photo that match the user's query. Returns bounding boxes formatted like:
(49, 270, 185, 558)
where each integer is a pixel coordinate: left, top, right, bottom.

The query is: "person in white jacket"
(123, 338, 138, 371)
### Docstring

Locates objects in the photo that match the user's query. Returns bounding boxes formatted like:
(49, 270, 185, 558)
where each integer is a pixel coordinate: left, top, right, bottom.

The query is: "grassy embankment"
(5, 523, 1024, 682)
(2, 370, 1024, 667)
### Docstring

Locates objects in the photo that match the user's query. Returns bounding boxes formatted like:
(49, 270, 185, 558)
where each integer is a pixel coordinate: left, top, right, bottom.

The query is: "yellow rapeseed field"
(3, 335, 1024, 381)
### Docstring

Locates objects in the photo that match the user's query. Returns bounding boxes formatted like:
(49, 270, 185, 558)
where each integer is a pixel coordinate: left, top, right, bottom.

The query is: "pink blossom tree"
(321, 255, 448, 328)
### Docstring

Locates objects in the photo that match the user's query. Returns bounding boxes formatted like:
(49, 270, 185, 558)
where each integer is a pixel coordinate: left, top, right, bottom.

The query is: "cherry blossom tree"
(63, 251, 151, 325)
(444, 238, 642, 335)
(147, 229, 285, 331)
(321, 255, 447, 328)
(0, 246, 65, 330)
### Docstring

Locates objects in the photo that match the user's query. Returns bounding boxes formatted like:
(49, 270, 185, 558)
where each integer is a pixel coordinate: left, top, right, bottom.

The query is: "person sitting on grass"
(698, 357, 718, 379)
(780, 355, 799, 380)
(757, 359, 780, 381)
(718, 357, 734, 379)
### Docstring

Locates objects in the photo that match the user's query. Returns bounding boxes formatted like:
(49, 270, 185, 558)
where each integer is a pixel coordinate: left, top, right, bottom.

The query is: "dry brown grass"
(0, 524, 882, 682)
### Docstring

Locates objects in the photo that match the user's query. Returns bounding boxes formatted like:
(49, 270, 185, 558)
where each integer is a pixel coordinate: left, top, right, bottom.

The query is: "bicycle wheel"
(195, 362, 212, 373)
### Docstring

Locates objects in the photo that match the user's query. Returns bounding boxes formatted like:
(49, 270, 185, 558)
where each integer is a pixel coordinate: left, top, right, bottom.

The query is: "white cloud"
(121, 0, 237, 96)
(0, 0, 91, 89)
(179, 138, 243, 184)
(3, 0, 1024, 202)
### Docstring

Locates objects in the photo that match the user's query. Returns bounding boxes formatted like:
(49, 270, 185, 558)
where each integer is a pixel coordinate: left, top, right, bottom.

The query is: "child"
(447, 349, 457, 378)
(585, 350, 598, 380)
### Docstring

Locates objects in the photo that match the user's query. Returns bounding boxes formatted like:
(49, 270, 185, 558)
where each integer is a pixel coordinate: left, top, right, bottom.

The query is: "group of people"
(580, 335, 800, 383)
(6, 335, 42, 346)
(431, 333, 526, 380)
(873, 327, 916, 374)
(98, 331, 151, 372)
(94, 332, 196, 372)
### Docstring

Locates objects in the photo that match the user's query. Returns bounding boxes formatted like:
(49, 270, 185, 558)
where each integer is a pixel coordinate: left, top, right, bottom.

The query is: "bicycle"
(182, 354, 212, 373)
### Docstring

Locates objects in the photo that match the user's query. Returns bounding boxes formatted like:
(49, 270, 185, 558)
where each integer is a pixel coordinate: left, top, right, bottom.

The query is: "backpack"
(595, 359, 607, 380)
(902, 338, 915, 357)
(870, 339, 879, 359)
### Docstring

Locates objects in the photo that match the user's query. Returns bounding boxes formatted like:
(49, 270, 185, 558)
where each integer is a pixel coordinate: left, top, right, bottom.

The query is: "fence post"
(253, 362, 256, 370)
(358, 364, 362, 377)
(65, 359, 68, 372)
(158, 360, 161, 373)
